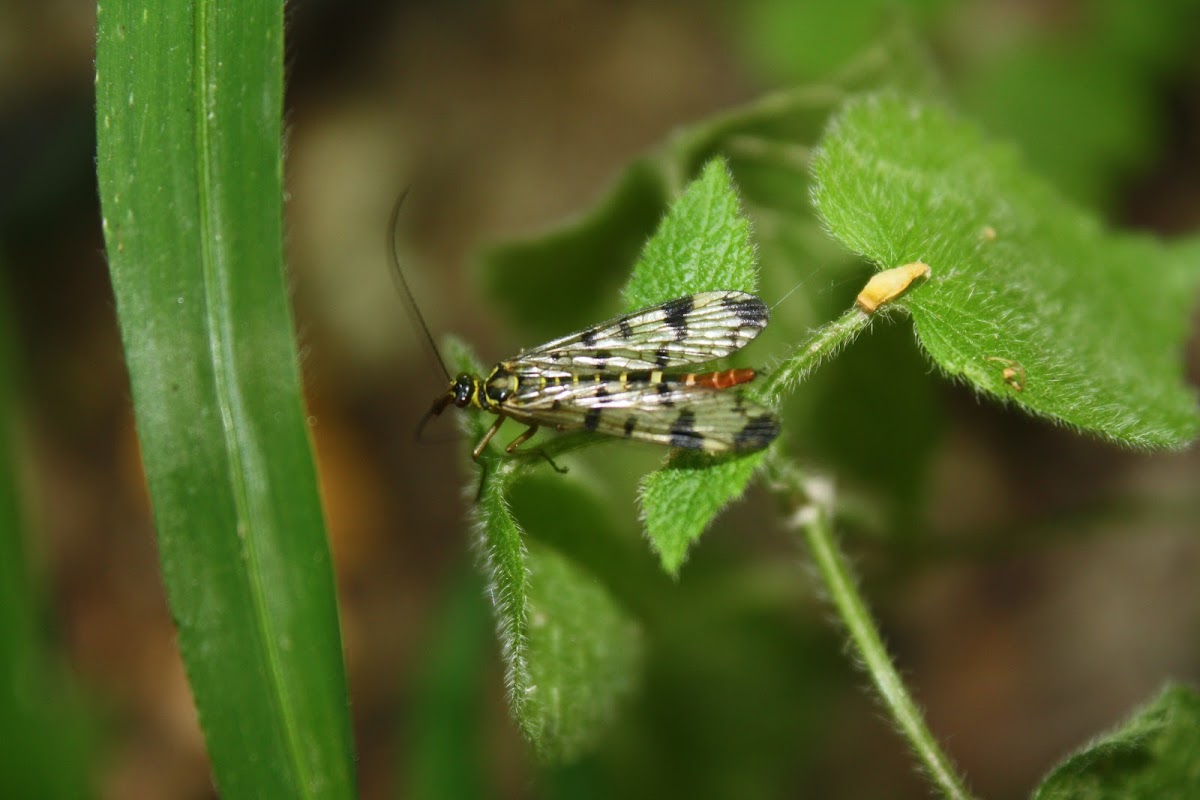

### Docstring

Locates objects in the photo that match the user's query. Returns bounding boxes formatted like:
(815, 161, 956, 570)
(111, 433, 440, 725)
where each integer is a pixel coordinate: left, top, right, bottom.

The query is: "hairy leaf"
(448, 340, 641, 761)
(1034, 684, 1200, 799)
(622, 159, 759, 310)
(812, 93, 1199, 448)
(623, 160, 773, 574)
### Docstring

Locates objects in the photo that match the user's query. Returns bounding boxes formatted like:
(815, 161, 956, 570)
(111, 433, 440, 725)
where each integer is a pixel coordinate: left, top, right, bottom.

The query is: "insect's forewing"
(506, 377, 779, 453)
(515, 291, 768, 374)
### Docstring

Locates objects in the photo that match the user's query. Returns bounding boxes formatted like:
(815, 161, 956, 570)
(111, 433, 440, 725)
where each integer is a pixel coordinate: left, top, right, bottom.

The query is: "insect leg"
(506, 425, 568, 474)
(473, 414, 505, 460)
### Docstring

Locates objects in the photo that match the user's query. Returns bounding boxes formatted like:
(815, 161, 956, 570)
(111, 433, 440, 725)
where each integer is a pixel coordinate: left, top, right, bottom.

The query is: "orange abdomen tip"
(685, 368, 757, 390)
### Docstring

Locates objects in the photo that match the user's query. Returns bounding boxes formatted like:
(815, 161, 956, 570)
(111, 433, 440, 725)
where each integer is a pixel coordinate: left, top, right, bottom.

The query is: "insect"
(422, 291, 780, 464)
(390, 192, 779, 467)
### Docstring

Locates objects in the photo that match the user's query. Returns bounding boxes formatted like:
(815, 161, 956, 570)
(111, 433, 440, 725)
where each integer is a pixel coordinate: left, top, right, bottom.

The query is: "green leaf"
(479, 25, 942, 337)
(484, 161, 779, 578)
(469, 445, 531, 712)
(811, 93, 1200, 449)
(95, 3, 354, 797)
(622, 159, 759, 310)
(474, 35, 949, 563)
(509, 474, 669, 619)
(1034, 684, 1200, 799)
(638, 451, 768, 577)
(619, 159, 772, 574)
(448, 340, 641, 762)
(472, 473, 642, 761)
(446, 339, 534, 730)
(523, 540, 642, 762)
(482, 158, 670, 341)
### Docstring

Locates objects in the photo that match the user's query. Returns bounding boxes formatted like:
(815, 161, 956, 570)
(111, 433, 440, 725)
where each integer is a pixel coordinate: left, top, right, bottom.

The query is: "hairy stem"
(759, 307, 871, 407)
(769, 460, 976, 800)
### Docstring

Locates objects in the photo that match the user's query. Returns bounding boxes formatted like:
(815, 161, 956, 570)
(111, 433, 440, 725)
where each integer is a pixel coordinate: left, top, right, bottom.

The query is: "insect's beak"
(415, 390, 455, 442)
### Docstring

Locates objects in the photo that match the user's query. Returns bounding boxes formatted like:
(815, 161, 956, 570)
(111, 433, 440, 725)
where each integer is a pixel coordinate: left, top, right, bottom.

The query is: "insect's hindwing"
(514, 290, 769, 374)
(500, 370, 779, 453)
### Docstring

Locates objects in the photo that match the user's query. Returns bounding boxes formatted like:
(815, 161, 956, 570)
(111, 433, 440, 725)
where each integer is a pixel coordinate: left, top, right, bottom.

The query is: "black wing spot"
(723, 295, 769, 326)
(590, 348, 612, 369)
(654, 345, 671, 367)
(619, 318, 635, 339)
(551, 399, 563, 410)
(663, 296, 694, 341)
(733, 414, 779, 451)
(596, 386, 610, 400)
(669, 410, 704, 449)
(580, 328, 599, 348)
(656, 382, 675, 406)
(626, 370, 652, 383)
(623, 416, 637, 437)
(584, 407, 603, 432)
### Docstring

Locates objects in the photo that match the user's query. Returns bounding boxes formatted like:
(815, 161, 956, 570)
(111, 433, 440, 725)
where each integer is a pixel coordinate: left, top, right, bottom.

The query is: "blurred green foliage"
(463, 5, 1200, 797)
(0, 279, 92, 799)
(2, 2, 1195, 798)
(734, 0, 1200, 211)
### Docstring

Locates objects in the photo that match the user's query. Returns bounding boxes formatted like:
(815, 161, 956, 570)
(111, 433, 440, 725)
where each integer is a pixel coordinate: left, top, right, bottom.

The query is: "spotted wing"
(513, 291, 768, 375)
(505, 376, 779, 453)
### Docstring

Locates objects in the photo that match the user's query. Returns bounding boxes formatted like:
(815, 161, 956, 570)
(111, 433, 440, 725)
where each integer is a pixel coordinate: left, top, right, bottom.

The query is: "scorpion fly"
(391, 194, 780, 468)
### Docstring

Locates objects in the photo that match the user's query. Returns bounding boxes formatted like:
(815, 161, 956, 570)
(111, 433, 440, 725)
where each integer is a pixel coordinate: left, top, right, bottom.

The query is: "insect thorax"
(481, 365, 518, 408)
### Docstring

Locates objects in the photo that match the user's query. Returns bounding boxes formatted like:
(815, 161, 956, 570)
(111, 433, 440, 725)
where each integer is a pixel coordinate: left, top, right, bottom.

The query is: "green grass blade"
(95, 2, 355, 796)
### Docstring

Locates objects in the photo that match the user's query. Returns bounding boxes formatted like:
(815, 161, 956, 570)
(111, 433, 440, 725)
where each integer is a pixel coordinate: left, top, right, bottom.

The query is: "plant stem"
(759, 307, 871, 407)
(770, 461, 976, 800)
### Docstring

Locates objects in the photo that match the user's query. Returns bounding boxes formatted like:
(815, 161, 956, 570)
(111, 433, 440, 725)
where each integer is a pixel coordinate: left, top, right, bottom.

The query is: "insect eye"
(454, 375, 474, 406)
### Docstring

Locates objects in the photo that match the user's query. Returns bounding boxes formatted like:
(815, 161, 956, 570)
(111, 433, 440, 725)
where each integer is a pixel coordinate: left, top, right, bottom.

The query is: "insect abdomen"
(682, 368, 756, 390)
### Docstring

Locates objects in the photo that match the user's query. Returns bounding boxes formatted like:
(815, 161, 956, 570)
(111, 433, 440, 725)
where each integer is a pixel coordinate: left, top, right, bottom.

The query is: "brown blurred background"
(3, 1, 1200, 798)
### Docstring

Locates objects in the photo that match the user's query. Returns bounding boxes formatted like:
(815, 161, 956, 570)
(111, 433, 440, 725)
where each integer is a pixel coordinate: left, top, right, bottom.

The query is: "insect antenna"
(389, 187, 452, 382)
(389, 189, 460, 445)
